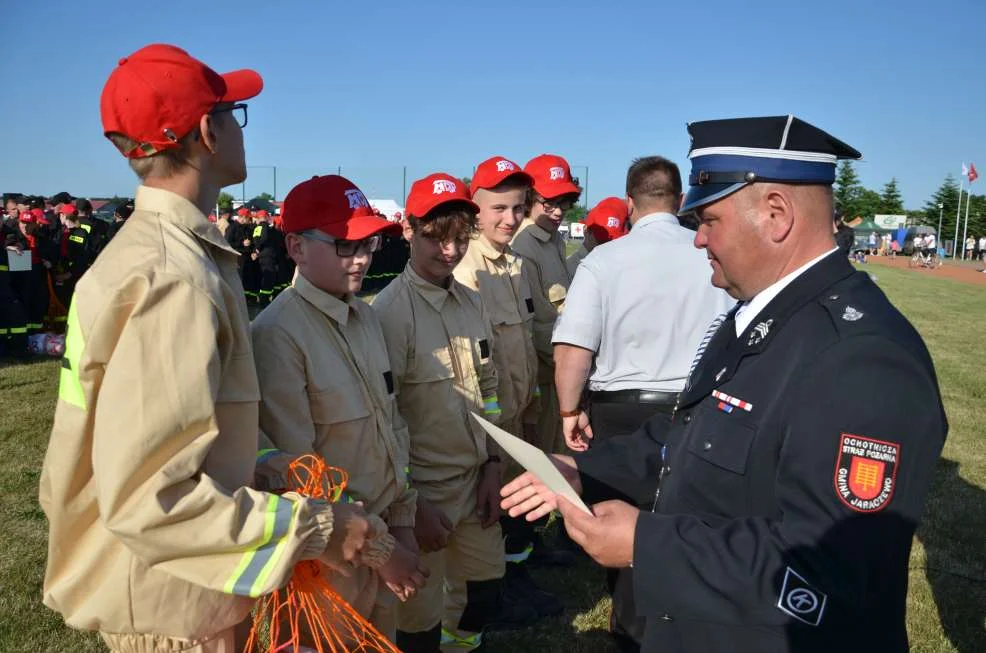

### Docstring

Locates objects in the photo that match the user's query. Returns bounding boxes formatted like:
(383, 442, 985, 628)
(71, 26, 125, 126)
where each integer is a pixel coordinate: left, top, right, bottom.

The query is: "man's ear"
(402, 219, 414, 243)
(763, 188, 795, 243)
(198, 114, 218, 154)
(626, 195, 636, 220)
(285, 233, 305, 264)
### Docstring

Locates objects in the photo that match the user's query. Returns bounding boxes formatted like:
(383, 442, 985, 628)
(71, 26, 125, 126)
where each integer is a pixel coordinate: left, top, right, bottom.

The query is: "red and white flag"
(969, 163, 979, 183)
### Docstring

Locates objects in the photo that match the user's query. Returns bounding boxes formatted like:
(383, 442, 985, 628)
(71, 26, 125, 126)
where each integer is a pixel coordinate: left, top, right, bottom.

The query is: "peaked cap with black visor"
(679, 115, 862, 215)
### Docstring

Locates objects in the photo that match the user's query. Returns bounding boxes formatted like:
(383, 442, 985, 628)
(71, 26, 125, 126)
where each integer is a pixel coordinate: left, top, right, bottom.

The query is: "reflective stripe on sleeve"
(223, 495, 299, 597)
(58, 302, 86, 409)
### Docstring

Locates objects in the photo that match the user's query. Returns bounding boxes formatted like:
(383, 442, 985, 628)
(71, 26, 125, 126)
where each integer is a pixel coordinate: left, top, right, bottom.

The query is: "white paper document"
(470, 412, 592, 515)
(6, 248, 32, 272)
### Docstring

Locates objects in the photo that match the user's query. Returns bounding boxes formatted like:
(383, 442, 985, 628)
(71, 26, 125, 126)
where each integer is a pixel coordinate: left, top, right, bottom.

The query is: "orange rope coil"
(244, 454, 401, 653)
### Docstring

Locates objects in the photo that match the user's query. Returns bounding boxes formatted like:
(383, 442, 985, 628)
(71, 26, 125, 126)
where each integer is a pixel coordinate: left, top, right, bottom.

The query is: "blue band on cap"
(680, 182, 748, 214)
(689, 154, 836, 185)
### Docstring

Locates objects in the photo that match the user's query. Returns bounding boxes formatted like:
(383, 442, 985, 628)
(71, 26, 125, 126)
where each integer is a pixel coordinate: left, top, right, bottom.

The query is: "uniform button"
(682, 414, 692, 424)
(658, 613, 674, 622)
(703, 441, 712, 451)
(828, 294, 839, 300)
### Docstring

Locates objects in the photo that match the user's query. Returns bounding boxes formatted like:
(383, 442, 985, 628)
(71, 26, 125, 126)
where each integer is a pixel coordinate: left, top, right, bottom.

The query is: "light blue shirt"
(552, 212, 733, 392)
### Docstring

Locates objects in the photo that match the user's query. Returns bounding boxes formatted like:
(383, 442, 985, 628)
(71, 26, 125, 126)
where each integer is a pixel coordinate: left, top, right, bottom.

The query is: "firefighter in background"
(1, 218, 30, 355)
(251, 209, 279, 305)
(272, 209, 294, 295)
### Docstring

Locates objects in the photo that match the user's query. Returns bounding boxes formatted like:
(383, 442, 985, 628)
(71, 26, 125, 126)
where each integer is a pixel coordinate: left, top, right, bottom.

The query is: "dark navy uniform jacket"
(576, 252, 947, 653)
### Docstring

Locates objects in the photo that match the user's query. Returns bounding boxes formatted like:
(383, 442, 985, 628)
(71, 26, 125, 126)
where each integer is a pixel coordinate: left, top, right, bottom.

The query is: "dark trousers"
(587, 397, 673, 652)
(258, 258, 277, 303)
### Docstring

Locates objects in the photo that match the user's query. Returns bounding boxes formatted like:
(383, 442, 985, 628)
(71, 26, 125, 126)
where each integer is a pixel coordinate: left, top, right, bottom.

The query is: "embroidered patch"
(834, 433, 899, 512)
(747, 318, 774, 346)
(842, 306, 864, 321)
(479, 338, 490, 359)
(383, 371, 394, 394)
(777, 567, 827, 626)
(525, 297, 535, 314)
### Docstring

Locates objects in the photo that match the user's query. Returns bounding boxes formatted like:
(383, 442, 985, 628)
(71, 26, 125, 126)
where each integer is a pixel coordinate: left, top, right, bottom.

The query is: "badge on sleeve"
(834, 433, 899, 512)
(777, 567, 827, 626)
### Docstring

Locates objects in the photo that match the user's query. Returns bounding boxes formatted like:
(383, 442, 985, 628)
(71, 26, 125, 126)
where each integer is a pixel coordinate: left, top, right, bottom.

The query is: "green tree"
(921, 175, 961, 245)
(563, 205, 587, 224)
(878, 178, 904, 214)
(856, 189, 882, 221)
(217, 192, 235, 211)
(834, 161, 864, 219)
(256, 192, 274, 202)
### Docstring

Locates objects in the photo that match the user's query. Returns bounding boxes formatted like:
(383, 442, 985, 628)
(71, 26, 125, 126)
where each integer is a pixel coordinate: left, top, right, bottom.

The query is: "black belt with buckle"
(590, 389, 678, 407)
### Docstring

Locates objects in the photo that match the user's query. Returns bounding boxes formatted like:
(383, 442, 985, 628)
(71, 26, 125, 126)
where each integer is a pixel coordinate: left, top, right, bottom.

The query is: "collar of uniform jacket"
(474, 233, 510, 263)
(526, 220, 555, 243)
(735, 247, 839, 336)
(293, 272, 353, 326)
(405, 262, 463, 311)
(681, 250, 856, 404)
(134, 185, 239, 257)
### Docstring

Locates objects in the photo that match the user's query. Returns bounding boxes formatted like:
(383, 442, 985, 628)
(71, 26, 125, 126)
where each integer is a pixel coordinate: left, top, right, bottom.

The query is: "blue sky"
(2, 0, 984, 209)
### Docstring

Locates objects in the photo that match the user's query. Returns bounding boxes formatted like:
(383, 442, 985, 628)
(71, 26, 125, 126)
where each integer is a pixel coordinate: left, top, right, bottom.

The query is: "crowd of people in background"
(1, 193, 132, 355)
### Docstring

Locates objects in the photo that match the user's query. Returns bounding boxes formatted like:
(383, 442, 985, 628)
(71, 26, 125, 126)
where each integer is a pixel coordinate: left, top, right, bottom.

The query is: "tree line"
(835, 161, 986, 241)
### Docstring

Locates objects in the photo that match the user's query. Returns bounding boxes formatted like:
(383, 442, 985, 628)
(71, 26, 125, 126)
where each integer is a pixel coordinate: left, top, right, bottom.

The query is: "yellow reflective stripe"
(441, 628, 482, 649)
(483, 395, 502, 416)
(256, 448, 280, 465)
(79, 223, 92, 233)
(223, 496, 297, 597)
(10, 327, 27, 334)
(58, 302, 86, 409)
(504, 543, 534, 563)
(0, 265, 8, 271)
(69, 235, 85, 244)
(253, 226, 263, 238)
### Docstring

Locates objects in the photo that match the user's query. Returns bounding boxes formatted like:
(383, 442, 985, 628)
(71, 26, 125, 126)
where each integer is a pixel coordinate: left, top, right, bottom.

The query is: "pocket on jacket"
(308, 382, 370, 425)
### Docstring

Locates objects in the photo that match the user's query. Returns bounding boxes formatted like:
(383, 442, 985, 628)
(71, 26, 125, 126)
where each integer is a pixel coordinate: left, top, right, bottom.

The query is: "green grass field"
(1, 262, 984, 652)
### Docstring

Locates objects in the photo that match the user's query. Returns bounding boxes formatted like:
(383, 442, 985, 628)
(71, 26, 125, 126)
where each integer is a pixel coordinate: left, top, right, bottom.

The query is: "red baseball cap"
(100, 43, 263, 159)
(470, 156, 533, 195)
(584, 197, 629, 243)
(237, 207, 251, 217)
(406, 173, 479, 219)
(18, 212, 35, 224)
(58, 204, 77, 216)
(524, 154, 580, 199)
(256, 209, 269, 218)
(281, 175, 400, 240)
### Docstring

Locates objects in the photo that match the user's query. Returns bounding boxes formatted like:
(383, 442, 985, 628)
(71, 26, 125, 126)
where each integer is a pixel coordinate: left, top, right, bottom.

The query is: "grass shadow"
(917, 458, 986, 653)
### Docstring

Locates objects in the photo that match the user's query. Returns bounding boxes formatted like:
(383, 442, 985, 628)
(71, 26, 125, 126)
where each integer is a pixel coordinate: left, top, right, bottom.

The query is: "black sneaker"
(503, 562, 564, 618)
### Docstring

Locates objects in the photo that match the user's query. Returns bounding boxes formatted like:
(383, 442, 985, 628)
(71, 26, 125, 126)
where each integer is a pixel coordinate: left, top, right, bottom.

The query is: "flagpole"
(961, 187, 972, 260)
(953, 174, 964, 258)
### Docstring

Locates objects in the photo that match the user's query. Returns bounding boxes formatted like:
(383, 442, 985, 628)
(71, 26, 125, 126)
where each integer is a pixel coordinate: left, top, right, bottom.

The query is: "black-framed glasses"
(210, 103, 248, 128)
(301, 230, 382, 257)
(537, 195, 576, 213)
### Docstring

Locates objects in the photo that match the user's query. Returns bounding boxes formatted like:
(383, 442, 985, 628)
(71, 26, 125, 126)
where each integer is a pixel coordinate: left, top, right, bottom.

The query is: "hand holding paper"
(471, 412, 591, 518)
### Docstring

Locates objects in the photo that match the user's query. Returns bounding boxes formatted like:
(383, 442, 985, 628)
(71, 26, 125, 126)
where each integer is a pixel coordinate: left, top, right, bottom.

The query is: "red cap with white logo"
(281, 175, 400, 239)
(470, 156, 533, 195)
(524, 154, 580, 199)
(584, 197, 629, 243)
(405, 173, 479, 219)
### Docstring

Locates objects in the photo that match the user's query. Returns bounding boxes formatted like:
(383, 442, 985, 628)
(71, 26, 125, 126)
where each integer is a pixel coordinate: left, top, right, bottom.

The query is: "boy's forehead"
(475, 186, 527, 204)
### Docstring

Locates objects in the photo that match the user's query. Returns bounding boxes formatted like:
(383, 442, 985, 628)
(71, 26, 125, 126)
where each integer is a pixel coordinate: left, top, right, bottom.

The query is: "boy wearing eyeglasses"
(41, 46, 382, 653)
(374, 173, 538, 653)
(510, 154, 582, 455)
(251, 175, 428, 639)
